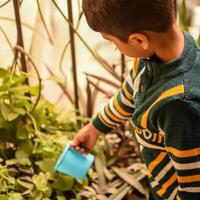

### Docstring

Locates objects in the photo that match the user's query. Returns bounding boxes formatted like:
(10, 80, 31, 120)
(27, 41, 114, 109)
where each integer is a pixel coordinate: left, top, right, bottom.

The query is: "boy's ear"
(128, 33, 149, 50)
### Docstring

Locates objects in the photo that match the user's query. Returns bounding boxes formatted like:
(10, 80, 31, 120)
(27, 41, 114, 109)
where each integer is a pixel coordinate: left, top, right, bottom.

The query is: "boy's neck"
(152, 24, 185, 63)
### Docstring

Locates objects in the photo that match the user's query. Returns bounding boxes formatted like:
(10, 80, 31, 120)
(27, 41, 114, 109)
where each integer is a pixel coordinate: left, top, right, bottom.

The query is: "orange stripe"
(177, 195, 181, 200)
(122, 81, 133, 100)
(105, 105, 124, 123)
(157, 173, 177, 196)
(166, 147, 200, 158)
(141, 85, 185, 128)
(132, 58, 139, 78)
(148, 152, 167, 176)
(178, 175, 200, 183)
(98, 113, 116, 129)
(113, 94, 132, 117)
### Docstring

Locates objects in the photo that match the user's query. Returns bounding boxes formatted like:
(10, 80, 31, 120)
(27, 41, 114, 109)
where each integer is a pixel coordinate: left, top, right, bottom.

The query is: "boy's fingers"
(70, 137, 81, 147)
(79, 143, 90, 153)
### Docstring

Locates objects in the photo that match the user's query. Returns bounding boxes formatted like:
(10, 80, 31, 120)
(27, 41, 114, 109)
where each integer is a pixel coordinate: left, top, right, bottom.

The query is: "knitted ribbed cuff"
(92, 115, 113, 134)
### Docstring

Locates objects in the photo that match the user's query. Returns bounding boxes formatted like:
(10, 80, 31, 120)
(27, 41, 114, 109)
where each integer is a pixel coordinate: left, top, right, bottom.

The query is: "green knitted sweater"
(92, 32, 200, 200)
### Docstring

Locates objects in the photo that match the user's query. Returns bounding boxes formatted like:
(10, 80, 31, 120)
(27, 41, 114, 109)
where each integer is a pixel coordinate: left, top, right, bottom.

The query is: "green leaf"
(18, 158, 31, 167)
(19, 140, 33, 156)
(15, 150, 29, 159)
(9, 85, 30, 93)
(0, 68, 8, 78)
(29, 86, 39, 95)
(16, 126, 28, 140)
(0, 195, 8, 200)
(56, 196, 66, 200)
(0, 84, 9, 92)
(11, 75, 26, 87)
(0, 103, 19, 121)
(48, 76, 65, 85)
(8, 192, 24, 200)
(12, 107, 26, 115)
(178, 0, 188, 31)
(6, 159, 17, 166)
(0, 113, 7, 128)
(8, 177, 16, 185)
(198, 34, 200, 46)
(17, 179, 34, 190)
(32, 173, 49, 192)
(36, 158, 56, 173)
(51, 174, 74, 191)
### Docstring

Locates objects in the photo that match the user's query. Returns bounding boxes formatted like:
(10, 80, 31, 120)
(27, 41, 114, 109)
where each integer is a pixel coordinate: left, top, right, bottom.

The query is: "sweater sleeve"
(92, 67, 136, 133)
(157, 100, 200, 199)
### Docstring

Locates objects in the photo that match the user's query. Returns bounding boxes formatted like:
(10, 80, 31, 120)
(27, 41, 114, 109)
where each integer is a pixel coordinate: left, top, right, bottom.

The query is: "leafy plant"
(0, 67, 89, 199)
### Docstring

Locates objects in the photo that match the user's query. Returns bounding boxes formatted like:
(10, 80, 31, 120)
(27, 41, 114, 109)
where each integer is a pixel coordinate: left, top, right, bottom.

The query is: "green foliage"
(0, 67, 88, 199)
(179, 0, 189, 31)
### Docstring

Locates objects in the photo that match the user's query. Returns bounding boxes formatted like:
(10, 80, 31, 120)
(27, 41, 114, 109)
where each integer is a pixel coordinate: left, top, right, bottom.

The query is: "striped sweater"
(92, 31, 200, 200)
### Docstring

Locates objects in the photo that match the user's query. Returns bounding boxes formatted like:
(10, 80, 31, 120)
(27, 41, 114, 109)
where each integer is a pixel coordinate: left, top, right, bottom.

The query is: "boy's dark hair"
(82, 0, 176, 42)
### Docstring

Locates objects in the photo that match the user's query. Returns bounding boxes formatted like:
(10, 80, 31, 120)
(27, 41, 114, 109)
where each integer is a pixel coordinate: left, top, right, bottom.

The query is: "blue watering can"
(54, 143, 95, 180)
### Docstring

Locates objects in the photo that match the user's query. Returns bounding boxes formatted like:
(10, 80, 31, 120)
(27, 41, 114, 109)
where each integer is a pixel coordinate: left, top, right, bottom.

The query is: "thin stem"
(36, 0, 54, 44)
(51, 0, 121, 80)
(67, 0, 79, 116)
(27, 112, 44, 143)
(0, 0, 12, 8)
(0, 16, 50, 41)
(59, 41, 70, 83)
(121, 54, 126, 83)
(13, 0, 27, 74)
(58, 13, 83, 81)
(0, 26, 13, 52)
(14, 45, 42, 113)
(45, 63, 74, 103)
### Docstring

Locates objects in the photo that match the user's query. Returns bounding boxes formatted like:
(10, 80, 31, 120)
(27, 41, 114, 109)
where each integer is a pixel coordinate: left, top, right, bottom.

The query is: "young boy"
(71, 0, 200, 199)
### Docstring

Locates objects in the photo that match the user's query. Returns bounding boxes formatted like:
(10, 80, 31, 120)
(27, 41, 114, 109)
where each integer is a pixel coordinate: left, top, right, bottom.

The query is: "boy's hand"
(70, 122, 102, 154)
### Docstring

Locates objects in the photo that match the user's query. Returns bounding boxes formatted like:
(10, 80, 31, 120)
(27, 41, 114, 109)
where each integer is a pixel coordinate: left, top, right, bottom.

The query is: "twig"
(51, 0, 120, 80)
(45, 63, 74, 103)
(0, 26, 13, 52)
(84, 72, 121, 88)
(0, 16, 50, 41)
(58, 13, 83, 80)
(36, 0, 54, 45)
(0, 0, 12, 8)
(27, 112, 44, 143)
(59, 41, 70, 83)
(20, 0, 23, 6)
(67, 0, 79, 116)
(121, 54, 126, 83)
(14, 45, 42, 113)
(13, 0, 27, 73)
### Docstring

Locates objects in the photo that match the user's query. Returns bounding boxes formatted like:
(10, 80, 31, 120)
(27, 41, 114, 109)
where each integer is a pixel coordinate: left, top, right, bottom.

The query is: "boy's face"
(101, 32, 153, 58)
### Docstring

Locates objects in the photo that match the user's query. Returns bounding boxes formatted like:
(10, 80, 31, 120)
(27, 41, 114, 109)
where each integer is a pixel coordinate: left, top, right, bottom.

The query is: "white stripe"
(109, 97, 128, 120)
(126, 71, 134, 89)
(120, 92, 135, 108)
(135, 130, 165, 151)
(151, 179, 159, 188)
(171, 160, 200, 170)
(151, 162, 173, 188)
(140, 145, 144, 152)
(168, 187, 178, 200)
(100, 108, 118, 126)
(133, 67, 145, 97)
(179, 186, 200, 193)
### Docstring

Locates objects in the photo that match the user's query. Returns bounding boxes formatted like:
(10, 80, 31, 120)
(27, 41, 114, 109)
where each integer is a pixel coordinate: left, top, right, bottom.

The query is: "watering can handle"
(78, 143, 90, 153)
